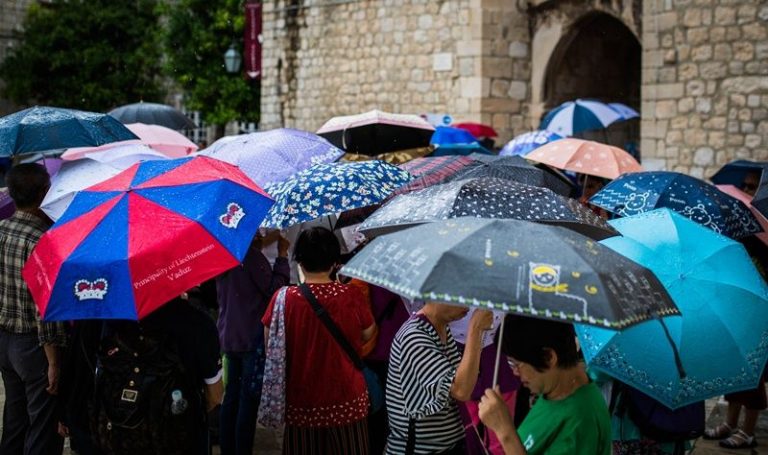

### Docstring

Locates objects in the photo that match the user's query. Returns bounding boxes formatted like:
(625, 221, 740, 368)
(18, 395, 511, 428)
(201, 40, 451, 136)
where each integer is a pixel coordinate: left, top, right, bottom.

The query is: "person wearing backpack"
(91, 296, 223, 455)
(477, 315, 611, 455)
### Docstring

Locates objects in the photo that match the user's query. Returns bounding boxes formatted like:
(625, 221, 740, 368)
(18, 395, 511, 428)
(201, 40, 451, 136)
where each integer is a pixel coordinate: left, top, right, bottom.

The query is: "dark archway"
(543, 13, 641, 158)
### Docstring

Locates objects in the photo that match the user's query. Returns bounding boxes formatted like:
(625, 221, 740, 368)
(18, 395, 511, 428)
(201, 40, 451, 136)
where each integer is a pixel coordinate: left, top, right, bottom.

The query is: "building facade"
(260, 0, 767, 177)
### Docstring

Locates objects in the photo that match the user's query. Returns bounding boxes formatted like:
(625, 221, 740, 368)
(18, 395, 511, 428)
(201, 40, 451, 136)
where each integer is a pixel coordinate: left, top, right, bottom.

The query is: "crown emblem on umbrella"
(220, 203, 245, 229)
(74, 279, 109, 301)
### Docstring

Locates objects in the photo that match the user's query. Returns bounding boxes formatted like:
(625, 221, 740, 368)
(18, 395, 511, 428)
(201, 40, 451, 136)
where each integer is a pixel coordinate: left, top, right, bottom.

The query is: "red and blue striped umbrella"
(23, 156, 273, 321)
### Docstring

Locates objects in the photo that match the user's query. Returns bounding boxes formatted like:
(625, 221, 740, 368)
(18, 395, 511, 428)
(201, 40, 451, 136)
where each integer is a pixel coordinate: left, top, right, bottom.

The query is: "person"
(91, 296, 223, 455)
(261, 227, 376, 454)
(0, 163, 67, 455)
(741, 169, 761, 196)
(478, 315, 611, 455)
(385, 300, 493, 454)
(216, 232, 290, 455)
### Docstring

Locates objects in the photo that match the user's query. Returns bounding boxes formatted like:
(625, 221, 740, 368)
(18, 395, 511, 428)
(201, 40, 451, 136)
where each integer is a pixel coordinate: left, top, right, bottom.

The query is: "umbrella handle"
(492, 315, 506, 388)
(656, 314, 687, 379)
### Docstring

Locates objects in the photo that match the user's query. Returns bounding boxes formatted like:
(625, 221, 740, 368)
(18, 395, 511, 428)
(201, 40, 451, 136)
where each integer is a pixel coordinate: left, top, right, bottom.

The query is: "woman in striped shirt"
(385, 302, 493, 454)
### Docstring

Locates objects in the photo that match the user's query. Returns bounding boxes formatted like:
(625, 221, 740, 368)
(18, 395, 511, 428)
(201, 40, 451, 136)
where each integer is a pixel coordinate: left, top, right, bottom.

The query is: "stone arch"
(531, 11, 641, 155)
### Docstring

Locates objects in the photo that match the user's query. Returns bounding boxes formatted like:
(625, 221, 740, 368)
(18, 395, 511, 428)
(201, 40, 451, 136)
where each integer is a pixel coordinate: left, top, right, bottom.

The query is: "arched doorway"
(542, 13, 641, 158)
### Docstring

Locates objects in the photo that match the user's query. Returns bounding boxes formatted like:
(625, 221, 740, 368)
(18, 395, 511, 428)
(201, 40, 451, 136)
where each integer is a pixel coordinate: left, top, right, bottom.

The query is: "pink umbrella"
(716, 184, 768, 246)
(61, 123, 198, 160)
(526, 138, 642, 180)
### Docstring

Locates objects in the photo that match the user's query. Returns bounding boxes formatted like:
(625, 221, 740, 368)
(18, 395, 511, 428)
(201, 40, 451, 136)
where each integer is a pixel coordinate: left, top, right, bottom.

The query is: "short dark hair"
(499, 315, 579, 371)
(7, 163, 50, 209)
(293, 227, 340, 273)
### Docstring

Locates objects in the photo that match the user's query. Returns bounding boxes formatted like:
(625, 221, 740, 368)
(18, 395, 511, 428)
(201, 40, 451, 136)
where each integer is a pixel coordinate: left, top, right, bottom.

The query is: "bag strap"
(405, 417, 416, 455)
(298, 284, 364, 371)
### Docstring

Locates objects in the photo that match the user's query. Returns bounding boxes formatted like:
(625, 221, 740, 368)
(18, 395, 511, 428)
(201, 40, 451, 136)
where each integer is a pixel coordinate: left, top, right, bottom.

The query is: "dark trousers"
(220, 347, 265, 455)
(0, 330, 63, 455)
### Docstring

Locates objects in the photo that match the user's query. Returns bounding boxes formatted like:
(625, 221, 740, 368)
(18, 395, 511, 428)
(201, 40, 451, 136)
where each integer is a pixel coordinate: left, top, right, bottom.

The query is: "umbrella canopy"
(62, 123, 198, 160)
(540, 99, 622, 136)
(317, 110, 435, 156)
(23, 156, 273, 321)
(394, 155, 476, 196)
(430, 126, 477, 145)
(200, 128, 344, 187)
(576, 209, 768, 409)
(447, 156, 574, 197)
(358, 177, 617, 239)
(261, 160, 412, 229)
(607, 103, 640, 120)
(451, 122, 498, 138)
(0, 189, 14, 221)
(754, 170, 768, 219)
(0, 106, 138, 157)
(108, 102, 196, 130)
(526, 138, 642, 180)
(341, 217, 678, 329)
(716, 185, 768, 246)
(500, 130, 563, 157)
(42, 146, 169, 221)
(709, 160, 766, 187)
(431, 142, 492, 157)
(589, 171, 763, 239)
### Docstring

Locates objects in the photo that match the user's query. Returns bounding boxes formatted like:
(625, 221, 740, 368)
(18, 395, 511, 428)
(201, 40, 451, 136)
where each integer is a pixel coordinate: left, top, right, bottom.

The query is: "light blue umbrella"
(199, 128, 344, 187)
(608, 103, 640, 120)
(0, 106, 138, 157)
(261, 160, 412, 229)
(540, 99, 622, 136)
(499, 130, 563, 157)
(576, 209, 768, 409)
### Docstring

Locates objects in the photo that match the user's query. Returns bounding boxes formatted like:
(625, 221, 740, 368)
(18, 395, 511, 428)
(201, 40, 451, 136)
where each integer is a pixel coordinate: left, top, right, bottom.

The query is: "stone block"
(733, 42, 755, 62)
(684, 129, 708, 146)
(695, 98, 712, 114)
(713, 44, 732, 61)
(742, 23, 767, 40)
(490, 79, 510, 97)
(741, 122, 755, 133)
(508, 41, 528, 58)
(679, 63, 699, 80)
(659, 68, 677, 83)
(666, 130, 683, 144)
(482, 58, 512, 78)
(691, 45, 712, 61)
(481, 98, 520, 113)
(671, 116, 689, 129)
(722, 76, 768, 94)
(700, 62, 728, 79)
(656, 12, 679, 30)
(678, 97, 694, 113)
(689, 167, 705, 179)
(708, 131, 726, 148)
(745, 134, 762, 149)
(433, 53, 453, 71)
(714, 6, 736, 25)
(460, 77, 489, 98)
(683, 8, 702, 26)
(418, 14, 433, 29)
(656, 100, 678, 119)
(507, 81, 527, 100)
(726, 26, 742, 41)
(686, 80, 706, 96)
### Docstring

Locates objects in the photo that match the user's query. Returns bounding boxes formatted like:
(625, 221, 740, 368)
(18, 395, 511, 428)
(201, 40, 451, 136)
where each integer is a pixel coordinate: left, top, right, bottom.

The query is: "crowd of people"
(0, 159, 766, 455)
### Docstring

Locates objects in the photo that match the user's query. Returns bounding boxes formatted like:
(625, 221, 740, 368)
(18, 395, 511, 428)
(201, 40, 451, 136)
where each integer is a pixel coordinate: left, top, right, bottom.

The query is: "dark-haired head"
(293, 227, 340, 273)
(499, 314, 579, 371)
(7, 163, 50, 210)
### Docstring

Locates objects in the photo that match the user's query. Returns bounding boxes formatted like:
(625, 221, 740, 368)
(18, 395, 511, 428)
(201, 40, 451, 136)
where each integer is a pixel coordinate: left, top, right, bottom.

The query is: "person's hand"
(277, 234, 291, 258)
(469, 309, 494, 332)
(57, 422, 70, 438)
(479, 386, 514, 436)
(46, 363, 59, 395)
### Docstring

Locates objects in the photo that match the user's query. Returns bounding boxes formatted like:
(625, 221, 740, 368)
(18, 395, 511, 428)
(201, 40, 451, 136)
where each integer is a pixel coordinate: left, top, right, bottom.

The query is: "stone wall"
(259, 0, 530, 144)
(0, 0, 37, 115)
(641, 0, 768, 177)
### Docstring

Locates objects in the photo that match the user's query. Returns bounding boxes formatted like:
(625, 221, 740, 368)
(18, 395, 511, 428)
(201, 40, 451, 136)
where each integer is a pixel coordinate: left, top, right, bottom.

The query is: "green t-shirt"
(517, 382, 611, 455)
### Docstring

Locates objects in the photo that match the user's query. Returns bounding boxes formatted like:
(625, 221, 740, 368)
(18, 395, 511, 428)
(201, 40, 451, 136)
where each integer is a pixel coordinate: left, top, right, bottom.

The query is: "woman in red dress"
(262, 227, 377, 454)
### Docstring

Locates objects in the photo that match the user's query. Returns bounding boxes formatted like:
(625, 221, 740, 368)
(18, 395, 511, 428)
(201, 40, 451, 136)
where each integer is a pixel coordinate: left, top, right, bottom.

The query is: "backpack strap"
(298, 284, 364, 371)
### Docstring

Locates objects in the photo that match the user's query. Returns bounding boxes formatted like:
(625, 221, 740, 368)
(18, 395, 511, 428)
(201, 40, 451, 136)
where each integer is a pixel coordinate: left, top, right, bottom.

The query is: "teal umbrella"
(576, 209, 768, 409)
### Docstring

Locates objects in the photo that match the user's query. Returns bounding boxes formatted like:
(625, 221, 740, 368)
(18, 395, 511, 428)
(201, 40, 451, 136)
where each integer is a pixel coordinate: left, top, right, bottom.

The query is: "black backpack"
(91, 323, 203, 455)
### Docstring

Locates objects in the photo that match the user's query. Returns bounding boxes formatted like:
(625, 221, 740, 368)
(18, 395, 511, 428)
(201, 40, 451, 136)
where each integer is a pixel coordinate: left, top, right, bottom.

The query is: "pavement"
(1, 380, 767, 454)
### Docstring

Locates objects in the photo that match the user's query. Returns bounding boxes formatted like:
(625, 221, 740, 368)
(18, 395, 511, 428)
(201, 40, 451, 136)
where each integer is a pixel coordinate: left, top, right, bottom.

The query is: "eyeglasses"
(506, 357, 519, 372)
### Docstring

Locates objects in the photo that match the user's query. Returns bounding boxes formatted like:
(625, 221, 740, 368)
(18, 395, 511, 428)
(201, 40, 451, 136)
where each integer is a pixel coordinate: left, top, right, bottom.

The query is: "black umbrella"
(754, 170, 768, 219)
(108, 102, 196, 130)
(342, 217, 678, 330)
(447, 156, 573, 196)
(358, 177, 617, 240)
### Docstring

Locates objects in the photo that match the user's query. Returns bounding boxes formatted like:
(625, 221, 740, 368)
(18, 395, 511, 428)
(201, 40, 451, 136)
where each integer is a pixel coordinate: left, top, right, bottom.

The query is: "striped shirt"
(385, 315, 465, 454)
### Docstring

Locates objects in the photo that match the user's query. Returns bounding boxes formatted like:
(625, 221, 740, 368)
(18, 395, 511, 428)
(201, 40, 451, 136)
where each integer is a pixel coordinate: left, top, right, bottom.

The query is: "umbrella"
(341, 217, 678, 329)
(540, 99, 622, 136)
(108, 102, 196, 130)
(261, 160, 412, 229)
(0, 106, 139, 157)
(499, 130, 563, 157)
(199, 128, 344, 187)
(62, 123, 198, 160)
(0, 189, 14, 220)
(576, 209, 768, 409)
(431, 142, 492, 157)
(430, 126, 478, 145)
(589, 171, 763, 239)
(526, 138, 642, 180)
(447, 156, 573, 197)
(358, 177, 617, 239)
(753, 170, 768, 218)
(23, 156, 273, 321)
(42, 146, 168, 221)
(607, 103, 640, 120)
(316, 110, 435, 156)
(716, 185, 768, 246)
(710, 160, 767, 187)
(393, 155, 476, 196)
(451, 122, 497, 138)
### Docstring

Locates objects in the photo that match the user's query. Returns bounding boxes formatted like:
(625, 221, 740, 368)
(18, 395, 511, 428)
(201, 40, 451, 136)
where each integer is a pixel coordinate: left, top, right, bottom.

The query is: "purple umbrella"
(0, 190, 14, 221)
(199, 128, 344, 187)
